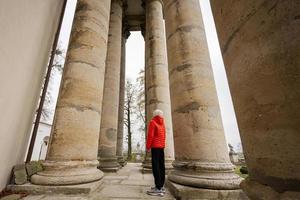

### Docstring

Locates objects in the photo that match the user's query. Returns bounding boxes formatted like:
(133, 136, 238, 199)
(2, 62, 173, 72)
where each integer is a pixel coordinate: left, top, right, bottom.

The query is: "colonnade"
(30, 0, 299, 199)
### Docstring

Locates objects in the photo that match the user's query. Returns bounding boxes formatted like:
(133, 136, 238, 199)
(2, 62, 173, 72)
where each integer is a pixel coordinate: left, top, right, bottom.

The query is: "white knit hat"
(153, 109, 164, 117)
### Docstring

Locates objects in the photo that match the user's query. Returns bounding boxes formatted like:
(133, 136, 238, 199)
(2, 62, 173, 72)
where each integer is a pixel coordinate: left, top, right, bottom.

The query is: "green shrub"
(240, 166, 248, 174)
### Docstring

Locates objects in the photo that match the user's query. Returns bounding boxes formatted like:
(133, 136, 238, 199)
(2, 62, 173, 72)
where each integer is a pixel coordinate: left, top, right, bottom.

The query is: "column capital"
(145, 0, 165, 19)
(140, 23, 146, 39)
(112, 0, 123, 7)
(123, 29, 131, 40)
(122, 17, 131, 39)
(141, 0, 146, 9)
(146, 0, 164, 6)
(122, 0, 128, 11)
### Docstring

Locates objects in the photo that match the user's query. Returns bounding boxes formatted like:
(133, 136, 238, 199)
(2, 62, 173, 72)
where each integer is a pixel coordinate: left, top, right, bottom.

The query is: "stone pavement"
(21, 163, 175, 200)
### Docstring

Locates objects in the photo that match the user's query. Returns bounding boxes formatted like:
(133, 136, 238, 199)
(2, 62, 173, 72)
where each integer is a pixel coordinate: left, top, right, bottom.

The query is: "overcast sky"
(51, 0, 242, 151)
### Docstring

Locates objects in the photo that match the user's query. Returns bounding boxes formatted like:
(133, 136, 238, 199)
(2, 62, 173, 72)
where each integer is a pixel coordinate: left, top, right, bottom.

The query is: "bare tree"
(124, 79, 137, 160)
(136, 69, 146, 150)
(136, 69, 145, 126)
(41, 45, 65, 122)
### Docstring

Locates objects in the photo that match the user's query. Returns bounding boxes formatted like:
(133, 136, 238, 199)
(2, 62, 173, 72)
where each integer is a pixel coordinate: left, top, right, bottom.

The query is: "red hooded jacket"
(146, 116, 166, 150)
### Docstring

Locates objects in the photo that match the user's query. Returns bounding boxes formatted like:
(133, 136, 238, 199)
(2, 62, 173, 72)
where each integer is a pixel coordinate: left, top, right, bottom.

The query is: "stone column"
(98, 0, 123, 172)
(143, 0, 174, 171)
(140, 22, 152, 173)
(163, 0, 242, 196)
(116, 25, 130, 167)
(210, 0, 300, 198)
(31, 0, 111, 185)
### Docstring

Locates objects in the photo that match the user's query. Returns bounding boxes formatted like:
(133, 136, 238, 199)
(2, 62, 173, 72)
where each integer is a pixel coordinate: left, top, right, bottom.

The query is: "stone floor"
(21, 163, 175, 200)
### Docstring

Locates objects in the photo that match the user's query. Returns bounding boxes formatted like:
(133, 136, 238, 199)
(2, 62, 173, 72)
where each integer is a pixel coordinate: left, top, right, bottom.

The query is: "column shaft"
(143, 0, 175, 171)
(164, 0, 241, 190)
(211, 0, 300, 197)
(141, 22, 152, 172)
(116, 36, 126, 167)
(31, 0, 111, 185)
(98, 0, 123, 172)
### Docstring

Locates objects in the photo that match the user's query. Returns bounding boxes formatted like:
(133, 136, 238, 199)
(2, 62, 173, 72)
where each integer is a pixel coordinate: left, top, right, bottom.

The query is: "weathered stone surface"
(22, 195, 84, 200)
(98, 0, 123, 172)
(6, 180, 102, 195)
(116, 34, 127, 167)
(241, 179, 300, 200)
(164, 0, 241, 190)
(142, 168, 152, 174)
(211, 0, 300, 195)
(144, 0, 174, 171)
(98, 158, 120, 172)
(13, 164, 27, 185)
(0, 194, 22, 200)
(22, 163, 175, 199)
(142, 151, 152, 173)
(31, 0, 111, 185)
(21, 195, 44, 200)
(25, 161, 43, 177)
(117, 156, 126, 167)
(97, 163, 175, 199)
(167, 180, 249, 200)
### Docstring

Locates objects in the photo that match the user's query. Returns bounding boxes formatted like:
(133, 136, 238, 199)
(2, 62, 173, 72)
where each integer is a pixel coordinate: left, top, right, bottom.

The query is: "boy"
(146, 109, 166, 197)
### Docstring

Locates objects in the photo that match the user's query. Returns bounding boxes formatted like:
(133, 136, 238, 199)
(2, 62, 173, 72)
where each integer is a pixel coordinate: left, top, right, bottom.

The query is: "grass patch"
(234, 166, 248, 179)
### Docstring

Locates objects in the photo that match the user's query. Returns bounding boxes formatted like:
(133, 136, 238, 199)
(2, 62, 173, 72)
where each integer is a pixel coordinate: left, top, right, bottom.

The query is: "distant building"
(31, 121, 52, 161)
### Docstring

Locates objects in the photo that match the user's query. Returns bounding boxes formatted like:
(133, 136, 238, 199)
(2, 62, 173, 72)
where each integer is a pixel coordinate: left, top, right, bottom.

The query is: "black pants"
(151, 148, 165, 189)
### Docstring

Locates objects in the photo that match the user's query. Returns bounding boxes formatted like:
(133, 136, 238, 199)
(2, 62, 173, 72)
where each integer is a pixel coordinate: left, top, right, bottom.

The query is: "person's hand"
(146, 149, 151, 153)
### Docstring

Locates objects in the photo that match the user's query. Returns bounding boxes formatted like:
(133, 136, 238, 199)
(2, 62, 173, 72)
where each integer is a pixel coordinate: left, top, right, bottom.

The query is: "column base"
(7, 180, 102, 195)
(241, 178, 300, 200)
(142, 156, 152, 173)
(166, 179, 249, 200)
(98, 157, 120, 172)
(165, 159, 174, 171)
(31, 160, 103, 186)
(142, 158, 173, 173)
(168, 161, 242, 190)
(117, 156, 127, 167)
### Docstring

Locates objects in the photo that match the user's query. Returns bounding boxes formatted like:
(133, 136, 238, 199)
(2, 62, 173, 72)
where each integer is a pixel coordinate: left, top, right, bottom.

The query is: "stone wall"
(0, 0, 64, 190)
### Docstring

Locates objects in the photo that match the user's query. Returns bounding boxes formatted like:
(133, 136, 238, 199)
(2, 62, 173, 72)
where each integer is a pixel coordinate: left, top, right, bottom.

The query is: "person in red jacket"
(146, 109, 166, 197)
